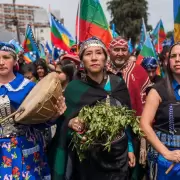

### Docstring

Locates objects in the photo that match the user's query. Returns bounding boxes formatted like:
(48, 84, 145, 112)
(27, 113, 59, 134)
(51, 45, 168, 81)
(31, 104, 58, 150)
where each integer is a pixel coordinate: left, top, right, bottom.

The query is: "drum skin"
(15, 72, 62, 124)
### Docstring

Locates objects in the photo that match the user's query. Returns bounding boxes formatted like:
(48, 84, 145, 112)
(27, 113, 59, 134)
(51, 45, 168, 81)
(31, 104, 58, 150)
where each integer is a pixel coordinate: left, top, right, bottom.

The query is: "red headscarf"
(109, 36, 128, 49)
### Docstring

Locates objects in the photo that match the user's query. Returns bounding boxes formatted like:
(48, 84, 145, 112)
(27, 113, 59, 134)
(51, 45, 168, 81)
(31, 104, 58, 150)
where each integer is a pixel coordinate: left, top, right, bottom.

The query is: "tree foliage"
(166, 30, 174, 38)
(107, 0, 151, 45)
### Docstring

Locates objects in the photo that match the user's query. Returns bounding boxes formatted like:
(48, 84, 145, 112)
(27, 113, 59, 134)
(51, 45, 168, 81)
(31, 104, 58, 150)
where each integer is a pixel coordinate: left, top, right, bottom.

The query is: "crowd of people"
(0, 35, 179, 180)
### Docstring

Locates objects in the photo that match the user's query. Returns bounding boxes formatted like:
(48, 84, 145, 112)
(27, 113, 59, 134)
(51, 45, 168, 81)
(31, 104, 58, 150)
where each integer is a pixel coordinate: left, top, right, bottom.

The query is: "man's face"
(147, 69, 157, 81)
(109, 45, 129, 68)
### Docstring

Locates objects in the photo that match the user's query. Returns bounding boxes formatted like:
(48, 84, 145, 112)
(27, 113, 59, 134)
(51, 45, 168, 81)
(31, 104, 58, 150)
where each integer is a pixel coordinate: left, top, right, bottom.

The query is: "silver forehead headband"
(79, 39, 106, 57)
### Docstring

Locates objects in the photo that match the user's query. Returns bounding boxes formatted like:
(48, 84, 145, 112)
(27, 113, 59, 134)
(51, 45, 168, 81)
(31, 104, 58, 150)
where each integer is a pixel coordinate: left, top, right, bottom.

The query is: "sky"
(1, 0, 174, 37)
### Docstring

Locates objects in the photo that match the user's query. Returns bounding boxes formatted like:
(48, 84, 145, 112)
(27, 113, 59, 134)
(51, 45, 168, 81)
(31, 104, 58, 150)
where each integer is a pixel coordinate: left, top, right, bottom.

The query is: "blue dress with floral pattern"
(0, 73, 51, 180)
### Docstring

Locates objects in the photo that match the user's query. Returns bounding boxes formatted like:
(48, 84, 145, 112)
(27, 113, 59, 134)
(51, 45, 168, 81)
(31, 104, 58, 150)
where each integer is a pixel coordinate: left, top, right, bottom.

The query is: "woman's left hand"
(52, 96, 67, 119)
(128, 152, 136, 168)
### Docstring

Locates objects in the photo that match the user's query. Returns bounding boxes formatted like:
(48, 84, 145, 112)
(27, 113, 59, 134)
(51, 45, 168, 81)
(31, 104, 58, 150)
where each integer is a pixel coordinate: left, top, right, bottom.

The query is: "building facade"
(0, 3, 61, 43)
(0, 3, 42, 34)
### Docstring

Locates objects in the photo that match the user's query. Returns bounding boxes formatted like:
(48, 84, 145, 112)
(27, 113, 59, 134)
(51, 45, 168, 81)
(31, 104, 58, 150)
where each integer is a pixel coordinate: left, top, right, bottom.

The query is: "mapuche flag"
(152, 20, 166, 53)
(174, 0, 180, 42)
(23, 24, 40, 58)
(136, 35, 157, 65)
(136, 36, 162, 76)
(79, 0, 112, 47)
(49, 13, 75, 53)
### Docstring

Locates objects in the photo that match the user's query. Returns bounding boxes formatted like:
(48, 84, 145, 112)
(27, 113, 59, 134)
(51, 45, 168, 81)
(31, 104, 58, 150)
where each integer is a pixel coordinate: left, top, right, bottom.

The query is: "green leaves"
(72, 102, 142, 161)
(107, 0, 150, 44)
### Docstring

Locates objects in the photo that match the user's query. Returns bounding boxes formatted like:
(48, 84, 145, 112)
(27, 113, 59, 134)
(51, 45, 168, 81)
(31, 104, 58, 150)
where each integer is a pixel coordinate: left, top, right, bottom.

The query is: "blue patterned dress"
(0, 73, 51, 180)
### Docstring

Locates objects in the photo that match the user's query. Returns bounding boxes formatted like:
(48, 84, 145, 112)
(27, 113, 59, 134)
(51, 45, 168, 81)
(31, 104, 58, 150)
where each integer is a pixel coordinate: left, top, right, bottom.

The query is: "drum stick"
(0, 107, 25, 123)
(165, 162, 176, 174)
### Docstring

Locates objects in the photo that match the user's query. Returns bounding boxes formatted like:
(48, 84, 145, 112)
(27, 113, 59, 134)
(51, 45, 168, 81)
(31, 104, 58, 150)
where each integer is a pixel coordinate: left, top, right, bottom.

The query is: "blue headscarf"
(0, 42, 17, 59)
(141, 57, 158, 70)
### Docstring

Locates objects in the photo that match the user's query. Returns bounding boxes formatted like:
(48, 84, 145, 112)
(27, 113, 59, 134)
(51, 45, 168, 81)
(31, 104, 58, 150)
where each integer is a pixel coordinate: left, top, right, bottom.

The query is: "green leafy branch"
(72, 102, 142, 161)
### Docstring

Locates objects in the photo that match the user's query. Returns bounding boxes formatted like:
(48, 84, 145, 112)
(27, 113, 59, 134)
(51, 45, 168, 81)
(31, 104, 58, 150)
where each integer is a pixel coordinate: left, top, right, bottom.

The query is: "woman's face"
(0, 51, 16, 76)
(37, 65, 45, 78)
(82, 46, 106, 75)
(24, 71, 36, 82)
(169, 45, 180, 75)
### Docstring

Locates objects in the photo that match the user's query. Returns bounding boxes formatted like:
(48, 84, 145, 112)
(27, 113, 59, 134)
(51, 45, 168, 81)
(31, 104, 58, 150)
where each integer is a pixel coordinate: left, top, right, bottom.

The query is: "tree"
(107, 0, 150, 45)
(166, 30, 174, 38)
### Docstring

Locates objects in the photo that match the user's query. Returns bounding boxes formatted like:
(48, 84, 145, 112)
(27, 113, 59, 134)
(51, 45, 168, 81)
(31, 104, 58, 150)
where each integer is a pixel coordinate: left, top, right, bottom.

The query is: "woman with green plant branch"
(50, 37, 141, 180)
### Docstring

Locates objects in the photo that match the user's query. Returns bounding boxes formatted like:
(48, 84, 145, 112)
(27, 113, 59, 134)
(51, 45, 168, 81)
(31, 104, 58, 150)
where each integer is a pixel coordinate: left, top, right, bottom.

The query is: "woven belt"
(156, 131, 180, 148)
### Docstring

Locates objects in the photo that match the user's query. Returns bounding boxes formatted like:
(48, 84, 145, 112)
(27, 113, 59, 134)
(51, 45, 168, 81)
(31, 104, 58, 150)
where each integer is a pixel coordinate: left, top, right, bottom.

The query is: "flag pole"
(112, 23, 115, 38)
(157, 20, 160, 54)
(49, 4, 51, 12)
(76, 0, 80, 53)
(142, 18, 147, 38)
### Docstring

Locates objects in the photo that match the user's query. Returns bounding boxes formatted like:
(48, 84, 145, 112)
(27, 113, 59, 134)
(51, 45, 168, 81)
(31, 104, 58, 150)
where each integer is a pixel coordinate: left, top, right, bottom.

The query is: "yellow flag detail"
(174, 23, 180, 42)
(61, 34, 70, 47)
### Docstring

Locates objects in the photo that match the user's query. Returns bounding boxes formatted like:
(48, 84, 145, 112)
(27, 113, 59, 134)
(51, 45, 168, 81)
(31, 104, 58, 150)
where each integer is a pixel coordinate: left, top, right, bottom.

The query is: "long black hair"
(165, 42, 180, 100)
(61, 63, 76, 82)
(159, 45, 171, 63)
(34, 58, 48, 79)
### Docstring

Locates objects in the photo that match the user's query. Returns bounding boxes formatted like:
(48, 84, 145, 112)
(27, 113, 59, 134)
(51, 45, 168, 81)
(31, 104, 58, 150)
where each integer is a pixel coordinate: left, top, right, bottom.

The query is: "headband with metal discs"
(79, 37, 108, 59)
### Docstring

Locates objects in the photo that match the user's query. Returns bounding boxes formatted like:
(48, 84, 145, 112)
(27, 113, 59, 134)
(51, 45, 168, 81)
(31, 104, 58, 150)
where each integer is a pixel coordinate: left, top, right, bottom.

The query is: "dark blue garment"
(172, 80, 180, 101)
(0, 73, 35, 109)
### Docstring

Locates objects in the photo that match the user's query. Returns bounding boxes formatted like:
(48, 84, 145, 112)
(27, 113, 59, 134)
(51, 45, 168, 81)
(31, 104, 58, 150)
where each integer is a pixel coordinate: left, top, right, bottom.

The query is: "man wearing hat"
(141, 56, 162, 83)
(107, 36, 152, 180)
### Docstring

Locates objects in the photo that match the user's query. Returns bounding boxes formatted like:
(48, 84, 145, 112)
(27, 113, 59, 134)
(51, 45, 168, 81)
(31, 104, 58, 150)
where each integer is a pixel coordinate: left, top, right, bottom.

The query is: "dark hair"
(159, 45, 170, 63)
(60, 59, 75, 66)
(135, 49, 141, 56)
(61, 63, 76, 82)
(21, 63, 36, 76)
(34, 58, 48, 79)
(165, 43, 180, 100)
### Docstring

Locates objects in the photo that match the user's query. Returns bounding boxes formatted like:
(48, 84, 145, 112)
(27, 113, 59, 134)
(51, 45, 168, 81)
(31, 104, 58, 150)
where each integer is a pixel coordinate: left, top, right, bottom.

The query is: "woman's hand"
(163, 150, 180, 163)
(68, 117, 84, 132)
(128, 152, 136, 167)
(45, 49, 50, 64)
(53, 96, 67, 119)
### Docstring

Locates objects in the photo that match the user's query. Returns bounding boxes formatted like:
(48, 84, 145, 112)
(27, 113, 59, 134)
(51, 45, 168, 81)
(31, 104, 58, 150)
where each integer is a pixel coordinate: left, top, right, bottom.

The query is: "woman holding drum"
(0, 42, 66, 179)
